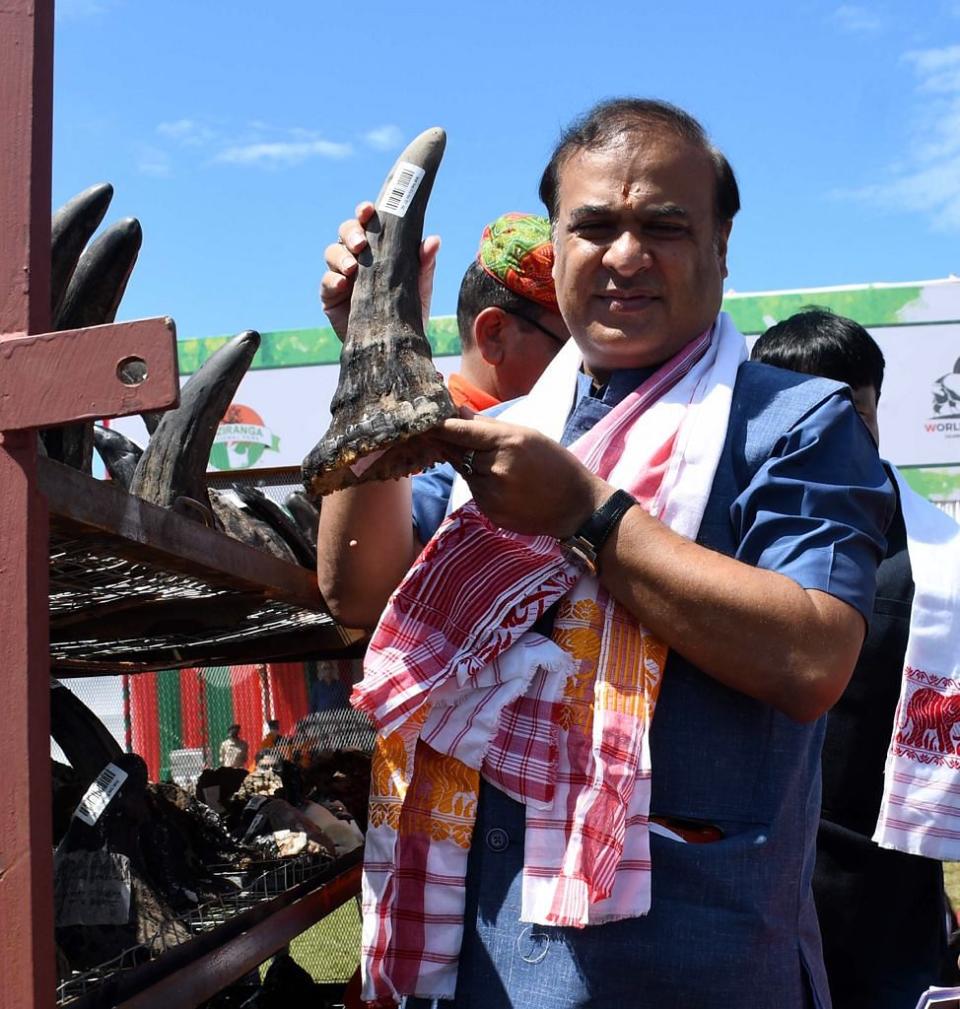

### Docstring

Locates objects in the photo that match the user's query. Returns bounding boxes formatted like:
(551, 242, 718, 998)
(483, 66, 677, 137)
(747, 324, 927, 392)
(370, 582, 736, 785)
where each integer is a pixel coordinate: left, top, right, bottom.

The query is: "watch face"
(559, 535, 598, 576)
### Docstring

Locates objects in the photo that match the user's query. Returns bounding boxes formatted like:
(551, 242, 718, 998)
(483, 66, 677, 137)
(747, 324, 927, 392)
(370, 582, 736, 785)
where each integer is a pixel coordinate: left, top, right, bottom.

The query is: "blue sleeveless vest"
(416, 363, 861, 1009)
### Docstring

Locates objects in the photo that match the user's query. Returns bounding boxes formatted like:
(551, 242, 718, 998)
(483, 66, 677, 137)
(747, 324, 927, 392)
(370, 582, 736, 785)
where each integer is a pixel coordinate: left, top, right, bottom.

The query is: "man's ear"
(472, 307, 508, 366)
(715, 219, 732, 280)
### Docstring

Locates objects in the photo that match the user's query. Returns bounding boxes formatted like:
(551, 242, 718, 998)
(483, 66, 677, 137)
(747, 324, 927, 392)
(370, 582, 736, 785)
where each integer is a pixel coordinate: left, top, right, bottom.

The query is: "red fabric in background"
(179, 667, 205, 749)
(131, 671, 161, 779)
(231, 665, 264, 755)
(269, 662, 310, 734)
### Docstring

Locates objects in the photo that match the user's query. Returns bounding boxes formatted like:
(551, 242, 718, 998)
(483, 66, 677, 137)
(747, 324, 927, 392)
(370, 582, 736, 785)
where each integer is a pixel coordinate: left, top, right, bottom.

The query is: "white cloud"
(904, 45, 960, 93)
(831, 4, 883, 33)
(213, 138, 353, 166)
(157, 119, 217, 147)
(148, 118, 359, 170)
(364, 125, 404, 151)
(841, 45, 960, 232)
(137, 146, 172, 178)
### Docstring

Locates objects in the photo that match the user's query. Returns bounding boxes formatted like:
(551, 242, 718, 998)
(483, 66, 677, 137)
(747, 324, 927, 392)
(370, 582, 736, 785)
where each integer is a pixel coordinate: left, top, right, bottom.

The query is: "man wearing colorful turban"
(448, 212, 569, 411)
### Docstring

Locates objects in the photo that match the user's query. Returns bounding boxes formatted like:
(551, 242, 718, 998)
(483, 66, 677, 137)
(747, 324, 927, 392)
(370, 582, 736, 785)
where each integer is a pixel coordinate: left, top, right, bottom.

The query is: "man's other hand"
(434, 417, 610, 538)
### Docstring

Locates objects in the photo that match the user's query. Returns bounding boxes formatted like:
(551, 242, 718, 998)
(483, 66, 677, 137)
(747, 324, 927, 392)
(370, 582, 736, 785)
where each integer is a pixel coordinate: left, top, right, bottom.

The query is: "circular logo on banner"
(210, 404, 280, 471)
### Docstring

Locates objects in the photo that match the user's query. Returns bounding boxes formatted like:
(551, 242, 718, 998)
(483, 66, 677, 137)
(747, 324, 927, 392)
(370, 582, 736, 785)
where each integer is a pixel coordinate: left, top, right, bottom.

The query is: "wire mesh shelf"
(39, 458, 362, 673)
(55, 851, 357, 1007)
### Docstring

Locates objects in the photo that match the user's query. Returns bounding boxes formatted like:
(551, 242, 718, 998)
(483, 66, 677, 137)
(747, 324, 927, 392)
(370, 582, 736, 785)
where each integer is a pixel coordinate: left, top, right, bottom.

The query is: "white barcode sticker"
(74, 762, 128, 826)
(377, 161, 426, 218)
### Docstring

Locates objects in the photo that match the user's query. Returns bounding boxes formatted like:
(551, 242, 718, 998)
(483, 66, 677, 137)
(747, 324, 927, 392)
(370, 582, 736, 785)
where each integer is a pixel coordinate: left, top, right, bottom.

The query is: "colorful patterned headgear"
(477, 212, 558, 312)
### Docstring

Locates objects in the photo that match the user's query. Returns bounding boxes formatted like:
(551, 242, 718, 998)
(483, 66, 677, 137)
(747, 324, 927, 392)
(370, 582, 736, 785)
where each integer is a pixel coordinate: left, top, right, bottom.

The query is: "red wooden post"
(0, 5, 179, 1006)
(0, 3, 56, 1008)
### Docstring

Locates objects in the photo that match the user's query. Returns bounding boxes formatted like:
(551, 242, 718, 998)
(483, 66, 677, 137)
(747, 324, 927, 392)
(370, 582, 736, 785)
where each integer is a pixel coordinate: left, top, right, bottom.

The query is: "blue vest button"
(485, 827, 509, 852)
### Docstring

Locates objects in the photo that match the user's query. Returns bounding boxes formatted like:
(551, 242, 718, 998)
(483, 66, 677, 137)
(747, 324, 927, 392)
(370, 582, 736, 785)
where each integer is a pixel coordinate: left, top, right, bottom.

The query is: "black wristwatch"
(558, 489, 637, 576)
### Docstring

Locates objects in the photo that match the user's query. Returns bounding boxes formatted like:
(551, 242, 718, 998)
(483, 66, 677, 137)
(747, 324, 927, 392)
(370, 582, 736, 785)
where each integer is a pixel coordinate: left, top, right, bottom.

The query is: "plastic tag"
(54, 849, 132, 926)
(74, 762, 128, 826)
(378, 161, 425, 218)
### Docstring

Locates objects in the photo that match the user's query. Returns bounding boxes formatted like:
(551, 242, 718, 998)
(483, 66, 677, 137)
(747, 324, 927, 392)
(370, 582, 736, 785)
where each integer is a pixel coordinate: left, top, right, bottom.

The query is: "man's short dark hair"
(456, 261, 549, 348)
(751, 307, 886, 397)
(538, 97, 740, 225)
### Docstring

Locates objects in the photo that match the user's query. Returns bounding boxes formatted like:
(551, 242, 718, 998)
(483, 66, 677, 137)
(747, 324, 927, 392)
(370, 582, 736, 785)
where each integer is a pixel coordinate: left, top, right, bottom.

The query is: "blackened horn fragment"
(130, 331, 260, 511)
(42, 217, 144, 471)
(302, 127, 454, 497)
(284, 490, 320, 552)
(93, 424, 143, 490)
(230, 485, 317, 568)
(50, 182, 113, 320)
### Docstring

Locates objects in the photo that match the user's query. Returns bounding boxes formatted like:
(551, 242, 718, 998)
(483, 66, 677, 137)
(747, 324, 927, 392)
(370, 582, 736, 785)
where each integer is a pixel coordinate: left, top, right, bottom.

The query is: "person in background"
(218, 723, 248, 769)
(752, 308, 960, 1009)
(323, 210, 568, 411)
(449, 212, 568, 409)
(259, 718, 282, 752)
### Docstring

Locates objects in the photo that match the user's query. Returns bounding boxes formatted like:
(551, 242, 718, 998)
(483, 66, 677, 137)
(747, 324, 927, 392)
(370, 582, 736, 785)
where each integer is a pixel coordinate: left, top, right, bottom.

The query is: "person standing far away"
(218, 723, 248, 769)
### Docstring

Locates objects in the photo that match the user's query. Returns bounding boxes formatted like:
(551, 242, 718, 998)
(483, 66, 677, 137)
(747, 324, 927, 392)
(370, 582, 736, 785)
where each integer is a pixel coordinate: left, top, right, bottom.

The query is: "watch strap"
(559, 488, 636, 575)
(575, 488, 637, 551)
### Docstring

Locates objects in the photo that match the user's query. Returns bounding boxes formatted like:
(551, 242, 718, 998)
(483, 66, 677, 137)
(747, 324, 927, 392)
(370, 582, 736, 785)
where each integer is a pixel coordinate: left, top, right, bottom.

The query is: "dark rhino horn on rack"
(42, 216, 143, 472)
(93, 424, 143, 490)
(284, 490, 320, 551)
(209, 488, 299, 565)
(229, 485, 317, 568)
(301, 127, 455, 497)
(54, 216, 142, 333)
(130, 330, 261, 511)
(50, 182, 114, 321)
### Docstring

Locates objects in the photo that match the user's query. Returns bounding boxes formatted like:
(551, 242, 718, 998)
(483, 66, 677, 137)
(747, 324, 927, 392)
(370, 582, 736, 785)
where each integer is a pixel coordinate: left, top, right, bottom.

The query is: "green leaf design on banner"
(722, 286, 924, 335)
(899, 466, 960, 500)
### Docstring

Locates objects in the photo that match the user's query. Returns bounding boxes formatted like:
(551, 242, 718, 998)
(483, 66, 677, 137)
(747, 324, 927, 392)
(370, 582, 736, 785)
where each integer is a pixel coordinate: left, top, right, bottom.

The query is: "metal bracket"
(0, 316, 179, 430)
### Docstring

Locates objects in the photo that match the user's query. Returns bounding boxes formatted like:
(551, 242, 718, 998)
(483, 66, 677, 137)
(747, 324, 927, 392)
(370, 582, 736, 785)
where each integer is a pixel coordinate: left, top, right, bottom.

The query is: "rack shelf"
(40, 458, 364, 673)
(58, 850, 363, 1009)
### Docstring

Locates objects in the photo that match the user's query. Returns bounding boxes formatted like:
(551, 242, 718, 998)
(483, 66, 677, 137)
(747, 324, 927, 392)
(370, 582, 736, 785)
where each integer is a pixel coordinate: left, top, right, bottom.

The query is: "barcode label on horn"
(377, 161, 426, 218)
(74, 762, 128, 826)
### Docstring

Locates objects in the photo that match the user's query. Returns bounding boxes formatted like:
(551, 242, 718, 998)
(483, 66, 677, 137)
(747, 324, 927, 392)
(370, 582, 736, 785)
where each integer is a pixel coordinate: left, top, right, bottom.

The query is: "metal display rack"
(56, 850, 363, 1009)
(42, 458, 363, 673)
(0, 6, 366, 1007)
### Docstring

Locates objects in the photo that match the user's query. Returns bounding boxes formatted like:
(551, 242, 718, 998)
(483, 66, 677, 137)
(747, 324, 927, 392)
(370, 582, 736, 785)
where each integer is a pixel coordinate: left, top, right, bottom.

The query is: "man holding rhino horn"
(317, 99, 892, 1008)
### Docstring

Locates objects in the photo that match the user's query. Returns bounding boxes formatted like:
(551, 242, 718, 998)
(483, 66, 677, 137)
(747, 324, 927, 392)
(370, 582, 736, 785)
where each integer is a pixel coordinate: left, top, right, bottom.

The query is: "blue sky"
(52, 0, 960, 342)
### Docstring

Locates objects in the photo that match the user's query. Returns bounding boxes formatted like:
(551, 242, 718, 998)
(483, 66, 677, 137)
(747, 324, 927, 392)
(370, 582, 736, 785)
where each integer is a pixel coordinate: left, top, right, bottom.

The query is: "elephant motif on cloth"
(897, 687, 960, 754)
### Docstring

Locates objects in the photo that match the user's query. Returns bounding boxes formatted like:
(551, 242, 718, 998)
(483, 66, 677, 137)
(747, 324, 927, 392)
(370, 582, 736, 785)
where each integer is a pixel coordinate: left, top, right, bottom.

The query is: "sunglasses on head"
(506, 310, 566, 347)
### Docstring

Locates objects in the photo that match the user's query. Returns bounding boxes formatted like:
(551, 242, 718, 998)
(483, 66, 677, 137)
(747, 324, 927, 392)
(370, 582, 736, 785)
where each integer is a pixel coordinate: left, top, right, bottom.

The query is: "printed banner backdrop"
(110, 277, 960, 478)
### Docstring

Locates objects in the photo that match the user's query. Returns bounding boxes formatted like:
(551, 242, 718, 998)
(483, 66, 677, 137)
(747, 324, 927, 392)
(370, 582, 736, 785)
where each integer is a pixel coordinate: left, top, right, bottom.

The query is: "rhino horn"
(302, 127, 454, 498)
(284, 490, 320, 552)
(93, 425, 144, 490)
(50, 182, 113, 321)
(209, 488, 298, 564)
(43, 217, 143, 471)
(229, 485, 317, 568)
(130, 331, 260, 511)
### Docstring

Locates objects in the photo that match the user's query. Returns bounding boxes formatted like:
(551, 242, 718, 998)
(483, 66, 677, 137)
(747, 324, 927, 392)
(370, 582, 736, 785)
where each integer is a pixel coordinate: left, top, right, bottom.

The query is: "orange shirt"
(447, 372, 499, 413)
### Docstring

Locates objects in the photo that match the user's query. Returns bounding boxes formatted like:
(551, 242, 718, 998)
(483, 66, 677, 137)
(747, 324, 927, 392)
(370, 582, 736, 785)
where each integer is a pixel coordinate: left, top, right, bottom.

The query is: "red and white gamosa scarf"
(351, 313, 746, 1003)
(874, 471, 960, 857)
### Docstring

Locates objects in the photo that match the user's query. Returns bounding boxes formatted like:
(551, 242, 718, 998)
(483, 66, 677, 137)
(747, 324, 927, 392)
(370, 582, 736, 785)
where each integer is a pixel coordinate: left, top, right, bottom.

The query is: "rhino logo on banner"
(932, 354, 960, 419)
(210, 404, 280, 471)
